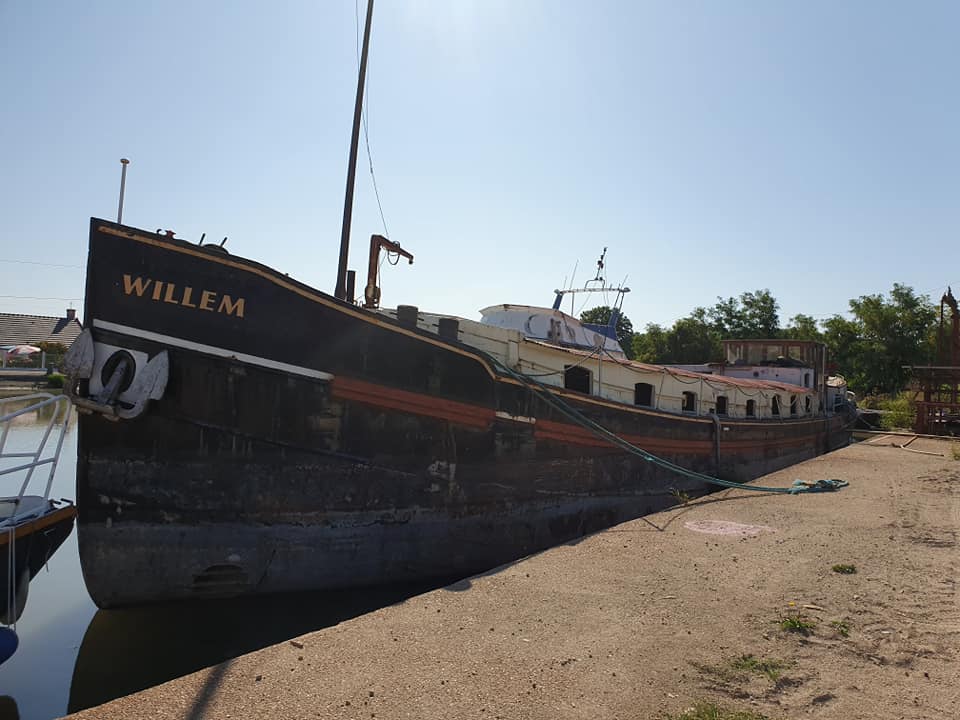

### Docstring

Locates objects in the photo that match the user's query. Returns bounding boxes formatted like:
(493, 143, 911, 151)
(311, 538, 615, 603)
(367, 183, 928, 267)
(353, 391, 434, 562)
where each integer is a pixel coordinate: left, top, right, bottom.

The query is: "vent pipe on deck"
(438, 317, 459, 342)
(397, 305, 419, 327)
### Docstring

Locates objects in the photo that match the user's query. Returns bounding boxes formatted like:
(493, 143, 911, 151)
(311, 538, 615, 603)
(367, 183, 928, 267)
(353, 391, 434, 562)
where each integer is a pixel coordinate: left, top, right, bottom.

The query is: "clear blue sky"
(1, 1, 958, 330)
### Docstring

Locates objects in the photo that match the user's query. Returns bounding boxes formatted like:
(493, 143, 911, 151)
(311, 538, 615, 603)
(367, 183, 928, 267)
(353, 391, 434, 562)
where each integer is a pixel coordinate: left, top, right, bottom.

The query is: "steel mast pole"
(335, 0, 374, 301)
(117, 158, 130, 223)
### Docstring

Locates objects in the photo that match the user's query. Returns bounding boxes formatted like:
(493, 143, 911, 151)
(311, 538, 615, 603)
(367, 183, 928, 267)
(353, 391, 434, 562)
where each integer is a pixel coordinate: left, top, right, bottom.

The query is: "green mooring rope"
(488, 354, 848, 496)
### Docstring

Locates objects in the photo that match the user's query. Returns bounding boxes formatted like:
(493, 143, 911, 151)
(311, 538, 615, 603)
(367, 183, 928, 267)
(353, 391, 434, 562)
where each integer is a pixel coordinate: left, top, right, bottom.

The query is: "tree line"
(581, 284, 941, 396)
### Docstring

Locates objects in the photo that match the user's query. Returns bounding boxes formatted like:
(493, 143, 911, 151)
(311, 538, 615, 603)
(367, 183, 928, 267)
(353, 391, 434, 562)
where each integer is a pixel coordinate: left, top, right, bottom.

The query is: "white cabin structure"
(379, 306, 848, 423)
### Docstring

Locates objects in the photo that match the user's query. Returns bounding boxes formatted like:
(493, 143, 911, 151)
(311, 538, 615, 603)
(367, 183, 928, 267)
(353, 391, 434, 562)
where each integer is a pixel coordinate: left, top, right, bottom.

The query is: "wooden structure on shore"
(909, 288, 960, 435)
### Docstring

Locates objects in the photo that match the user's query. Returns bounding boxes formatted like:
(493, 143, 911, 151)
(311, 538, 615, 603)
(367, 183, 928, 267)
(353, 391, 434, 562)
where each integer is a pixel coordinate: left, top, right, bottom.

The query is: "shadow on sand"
(67, 578, 456, 715)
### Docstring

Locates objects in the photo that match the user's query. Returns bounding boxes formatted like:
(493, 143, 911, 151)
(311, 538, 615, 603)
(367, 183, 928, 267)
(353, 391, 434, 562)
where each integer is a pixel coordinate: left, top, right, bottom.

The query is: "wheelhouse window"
(790, 396, 798, 416)
(634, 382, 655, 407)
(716, 396, 728, 416)
(771, 395, 781, 416)
(746, 399, 756, 417)
(682, 391, 697, 413)
(564, 365, 592, 394)
(804, 373, 811, 388)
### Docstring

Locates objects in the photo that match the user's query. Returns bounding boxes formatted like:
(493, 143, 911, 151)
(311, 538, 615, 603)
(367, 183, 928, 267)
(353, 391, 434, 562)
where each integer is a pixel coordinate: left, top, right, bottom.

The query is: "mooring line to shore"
(486, 354, 850, 496)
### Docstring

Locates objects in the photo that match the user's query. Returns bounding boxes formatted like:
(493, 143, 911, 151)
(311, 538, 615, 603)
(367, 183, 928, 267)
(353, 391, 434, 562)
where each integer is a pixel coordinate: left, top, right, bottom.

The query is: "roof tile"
(0, 313, 83, 347)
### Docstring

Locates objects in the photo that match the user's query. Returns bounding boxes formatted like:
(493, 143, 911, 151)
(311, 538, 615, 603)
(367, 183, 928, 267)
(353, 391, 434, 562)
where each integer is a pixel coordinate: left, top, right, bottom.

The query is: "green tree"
(632, 323, 670, 363)
(667, 309, 723, 363)
(782, 313, 823, 342)
(708, 289, 780, 339)
(631, 310, 722, 364)
(823, 284, 936, 395)
(580, 306, 635, 359)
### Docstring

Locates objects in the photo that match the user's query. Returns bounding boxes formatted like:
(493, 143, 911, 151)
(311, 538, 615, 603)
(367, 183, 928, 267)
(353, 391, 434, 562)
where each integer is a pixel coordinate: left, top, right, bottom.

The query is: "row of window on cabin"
(664, 387, 810, 416)
(648, 383, 813, 416)
(563, 365, 814, 417)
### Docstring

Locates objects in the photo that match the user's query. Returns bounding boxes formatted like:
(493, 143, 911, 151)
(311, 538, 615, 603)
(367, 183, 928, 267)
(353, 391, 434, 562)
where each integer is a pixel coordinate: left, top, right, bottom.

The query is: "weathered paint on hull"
(75, 220, 850, 607)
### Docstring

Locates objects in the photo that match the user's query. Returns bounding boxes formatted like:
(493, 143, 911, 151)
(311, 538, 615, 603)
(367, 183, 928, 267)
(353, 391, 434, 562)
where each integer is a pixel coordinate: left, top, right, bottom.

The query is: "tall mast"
(335, 0, 375, 301)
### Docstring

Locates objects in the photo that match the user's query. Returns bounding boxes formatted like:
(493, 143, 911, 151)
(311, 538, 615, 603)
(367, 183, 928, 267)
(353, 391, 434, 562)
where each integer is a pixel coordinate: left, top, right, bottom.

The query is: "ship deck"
(67, 438, 960, 720)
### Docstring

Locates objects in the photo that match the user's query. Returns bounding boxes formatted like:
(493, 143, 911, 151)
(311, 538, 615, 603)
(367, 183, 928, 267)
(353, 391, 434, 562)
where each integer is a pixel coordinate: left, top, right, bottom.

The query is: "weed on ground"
(829, 620, 850, 637)
(665, 700, 772, 720)
(777, 604, 815, 635)
(670, 488, 691, 505)
(730, 655, 790, 682)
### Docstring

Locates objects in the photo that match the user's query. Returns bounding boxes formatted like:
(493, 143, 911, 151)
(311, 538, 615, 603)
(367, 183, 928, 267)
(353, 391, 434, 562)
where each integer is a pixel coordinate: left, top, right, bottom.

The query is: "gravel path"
(67, 440, 960, 720)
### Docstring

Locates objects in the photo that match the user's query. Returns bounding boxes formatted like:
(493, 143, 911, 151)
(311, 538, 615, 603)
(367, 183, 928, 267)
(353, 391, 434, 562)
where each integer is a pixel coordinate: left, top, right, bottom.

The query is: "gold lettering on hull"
(123, 275, 152, 296)
(200, 290, 216, 311)
(217, 295, 245, 317)
(121, 274, 246, 318)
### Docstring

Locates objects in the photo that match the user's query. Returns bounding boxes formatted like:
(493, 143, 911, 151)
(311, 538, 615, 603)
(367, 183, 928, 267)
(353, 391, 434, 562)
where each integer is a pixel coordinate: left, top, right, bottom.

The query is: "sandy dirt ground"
(68, 439, 959, 720)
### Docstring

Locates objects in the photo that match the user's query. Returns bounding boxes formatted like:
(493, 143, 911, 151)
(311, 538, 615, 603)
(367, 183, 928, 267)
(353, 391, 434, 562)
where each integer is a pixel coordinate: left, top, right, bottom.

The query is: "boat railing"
(0, 393, 72, 528)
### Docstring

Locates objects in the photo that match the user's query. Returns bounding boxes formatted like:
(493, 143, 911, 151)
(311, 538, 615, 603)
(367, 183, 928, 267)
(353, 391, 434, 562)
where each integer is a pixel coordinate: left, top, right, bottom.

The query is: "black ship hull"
(70, 220, 850, 607)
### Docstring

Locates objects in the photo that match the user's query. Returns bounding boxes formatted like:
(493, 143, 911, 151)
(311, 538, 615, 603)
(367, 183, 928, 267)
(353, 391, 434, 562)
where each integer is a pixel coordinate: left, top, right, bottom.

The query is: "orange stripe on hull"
(332, 376, 494, 430)
(330, 375, 828, 456)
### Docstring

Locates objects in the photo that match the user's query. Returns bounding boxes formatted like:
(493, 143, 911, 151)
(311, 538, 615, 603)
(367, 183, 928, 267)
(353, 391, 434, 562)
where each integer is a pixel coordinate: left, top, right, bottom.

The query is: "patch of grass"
(730, 654, 790, 682)
(831, 563, 857, 574)
(665, 700, 771, 720)
(694, 655, 793, 687)
(830, 620, 850, 637)
(670, 487, 691, 505)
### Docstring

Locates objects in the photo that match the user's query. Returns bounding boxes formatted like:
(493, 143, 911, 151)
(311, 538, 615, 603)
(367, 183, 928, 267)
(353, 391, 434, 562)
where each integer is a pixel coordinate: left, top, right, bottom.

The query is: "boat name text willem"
(122, 274, 246, 318)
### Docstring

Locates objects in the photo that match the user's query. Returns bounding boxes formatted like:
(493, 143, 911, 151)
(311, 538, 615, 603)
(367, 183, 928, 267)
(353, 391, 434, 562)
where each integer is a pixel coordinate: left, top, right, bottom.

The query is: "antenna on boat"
(116, 158, 130, 224)
(592, 247, 607, 283)
(335, 0, 375, 301)
(567, 259, 579, 314)
(552, 247, 630, 315)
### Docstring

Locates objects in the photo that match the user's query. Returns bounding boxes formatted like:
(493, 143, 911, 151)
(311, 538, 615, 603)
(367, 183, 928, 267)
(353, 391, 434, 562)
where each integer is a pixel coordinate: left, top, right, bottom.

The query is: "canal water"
(0, 395, 447, 719)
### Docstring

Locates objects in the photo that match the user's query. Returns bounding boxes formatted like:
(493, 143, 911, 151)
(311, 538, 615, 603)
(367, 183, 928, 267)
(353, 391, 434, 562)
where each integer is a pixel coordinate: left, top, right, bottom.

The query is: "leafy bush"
(878, 393, 915, 430)
(46, 373, 65, 388)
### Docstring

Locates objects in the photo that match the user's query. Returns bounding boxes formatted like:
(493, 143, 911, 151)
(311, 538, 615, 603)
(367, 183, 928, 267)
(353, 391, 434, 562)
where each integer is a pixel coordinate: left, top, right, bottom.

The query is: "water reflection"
(67, 580, 447, 714)
(0, 392, 88, 720)
(0, 401, 65, 428)
(0, 389, 455, 718)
